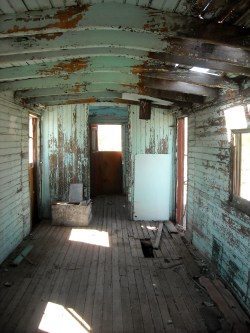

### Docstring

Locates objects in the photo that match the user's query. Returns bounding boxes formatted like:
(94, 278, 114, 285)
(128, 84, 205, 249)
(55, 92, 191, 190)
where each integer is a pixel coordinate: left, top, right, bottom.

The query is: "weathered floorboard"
(0, 195, 249, 333)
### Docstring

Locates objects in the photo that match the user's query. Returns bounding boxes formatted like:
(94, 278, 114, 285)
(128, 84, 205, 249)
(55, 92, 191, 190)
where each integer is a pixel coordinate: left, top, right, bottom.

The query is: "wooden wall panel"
(0, 92, 30, 264)
(187, 97, 250, 312)
(41, 104, 89, 217)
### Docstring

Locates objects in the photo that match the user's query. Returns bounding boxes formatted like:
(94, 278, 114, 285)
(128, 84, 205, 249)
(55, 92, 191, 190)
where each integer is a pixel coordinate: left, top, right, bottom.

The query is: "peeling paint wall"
(187, 96, 250, 312)
(41, 104, 89, 218)
(128, 105, 175, 219)
(0, 92, 31, 264)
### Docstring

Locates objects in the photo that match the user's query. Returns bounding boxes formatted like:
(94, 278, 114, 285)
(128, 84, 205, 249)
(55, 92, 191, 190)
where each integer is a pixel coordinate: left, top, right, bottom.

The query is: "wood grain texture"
(0, 195, 249, 333)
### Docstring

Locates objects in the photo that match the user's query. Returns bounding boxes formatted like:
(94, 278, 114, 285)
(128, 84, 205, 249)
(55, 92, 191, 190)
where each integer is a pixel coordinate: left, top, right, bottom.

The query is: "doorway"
(176, 117, 188, 228)
(90, 124, 123, 197)
(29, 114, 39, 227)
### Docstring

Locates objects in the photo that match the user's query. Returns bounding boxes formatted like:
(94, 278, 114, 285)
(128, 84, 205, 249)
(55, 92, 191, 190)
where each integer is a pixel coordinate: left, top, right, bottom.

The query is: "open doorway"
(90, 124, 123, 197)
(29, 114, 39, 227)
(176, 117, 188, 229)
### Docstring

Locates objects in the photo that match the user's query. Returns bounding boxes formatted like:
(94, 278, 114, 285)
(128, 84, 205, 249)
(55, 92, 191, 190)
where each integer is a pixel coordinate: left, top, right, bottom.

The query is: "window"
(225, 104, 250, 215)
(231, 129, 250, 216)
(97, 125, 122, 152)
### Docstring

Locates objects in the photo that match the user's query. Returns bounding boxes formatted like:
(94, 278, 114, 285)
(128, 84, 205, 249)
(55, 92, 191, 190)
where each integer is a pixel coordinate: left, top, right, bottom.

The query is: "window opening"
(232, 130, 250, 202)
(29, 115, 34, 163)
(97, 125, 122, 152)
(225, 103, 250, 216)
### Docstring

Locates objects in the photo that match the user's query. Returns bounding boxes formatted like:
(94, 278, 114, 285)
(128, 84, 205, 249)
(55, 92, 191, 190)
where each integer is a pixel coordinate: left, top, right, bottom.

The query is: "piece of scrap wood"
(11, 244, 33, 267)
(153, 222, 163, 249)
(166, 221, 178, 234)
(212, 279, 250, 325)
(199, 276, 240, 326)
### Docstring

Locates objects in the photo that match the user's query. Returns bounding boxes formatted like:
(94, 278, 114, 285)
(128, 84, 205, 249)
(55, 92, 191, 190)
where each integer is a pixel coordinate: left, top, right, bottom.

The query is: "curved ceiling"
(0, 0, 249, 109)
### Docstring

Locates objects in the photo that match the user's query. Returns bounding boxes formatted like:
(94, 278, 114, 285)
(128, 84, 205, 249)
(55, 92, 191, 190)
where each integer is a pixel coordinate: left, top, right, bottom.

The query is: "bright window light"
(240, 133, 250, 201)
(39, 302, 91, 333)
(69, 229, 110, 247)
(224, 106, 247, 141)
(98, 125, 121, 151)
(190, 67, 210, 73)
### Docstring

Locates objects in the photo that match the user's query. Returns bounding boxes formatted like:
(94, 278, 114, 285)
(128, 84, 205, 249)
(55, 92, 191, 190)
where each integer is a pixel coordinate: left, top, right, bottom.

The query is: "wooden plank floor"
(0, 195, 249, 333)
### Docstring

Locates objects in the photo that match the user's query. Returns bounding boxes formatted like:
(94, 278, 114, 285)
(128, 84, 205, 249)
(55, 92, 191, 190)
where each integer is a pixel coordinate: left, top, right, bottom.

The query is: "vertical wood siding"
(41, 104, 89, 218)
(187, 97, 250, 312)
(128, 105, 175, 219)
(0, 93, 30, 264)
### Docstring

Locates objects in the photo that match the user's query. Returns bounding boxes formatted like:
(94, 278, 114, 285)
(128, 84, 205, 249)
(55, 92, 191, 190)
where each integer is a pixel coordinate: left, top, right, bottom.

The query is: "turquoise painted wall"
(0, 92, 31, 263)
(41, 104, 89, 218)
(128, 105, 175, 219)
(187, 96, 250, 312)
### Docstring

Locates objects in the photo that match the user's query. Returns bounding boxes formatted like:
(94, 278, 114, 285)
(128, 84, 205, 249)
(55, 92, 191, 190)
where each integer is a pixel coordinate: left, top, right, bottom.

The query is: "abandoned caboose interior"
(0, 0, 250, 332)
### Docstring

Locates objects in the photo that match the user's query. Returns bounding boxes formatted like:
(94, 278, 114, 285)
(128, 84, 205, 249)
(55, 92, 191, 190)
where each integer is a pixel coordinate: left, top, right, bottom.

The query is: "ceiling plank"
(0, 30, 248, 70)
(23, 91, 122, 106)
(0, 57, 143, 81)
(0, 72, 139, 91)
(15, 83, 205, 105)
(0, 3, 248, 48)
(0, 30, 165, 56)
(0, 59, 238, 90)
(0, 46, 248, 77)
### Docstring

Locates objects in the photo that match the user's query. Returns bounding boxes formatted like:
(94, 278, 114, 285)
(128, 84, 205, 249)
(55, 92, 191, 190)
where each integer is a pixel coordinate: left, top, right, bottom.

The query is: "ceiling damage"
(0, 0, 249, 110)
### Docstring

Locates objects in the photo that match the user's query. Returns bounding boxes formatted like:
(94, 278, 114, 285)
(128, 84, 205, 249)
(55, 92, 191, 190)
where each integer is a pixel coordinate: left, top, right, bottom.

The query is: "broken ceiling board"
(151, 53, 250, 77)
(141, 71, 239, 90)
(166, 38, 250, 68)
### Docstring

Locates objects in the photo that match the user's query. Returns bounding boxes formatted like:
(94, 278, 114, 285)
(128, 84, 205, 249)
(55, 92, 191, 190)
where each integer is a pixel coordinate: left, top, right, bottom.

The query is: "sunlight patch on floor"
(38, 302, 91, 333)
(69, 228, 110, 247)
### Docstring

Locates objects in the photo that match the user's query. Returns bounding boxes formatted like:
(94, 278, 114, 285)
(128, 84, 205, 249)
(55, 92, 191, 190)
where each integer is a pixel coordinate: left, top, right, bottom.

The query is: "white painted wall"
(0, 92, 31, 263)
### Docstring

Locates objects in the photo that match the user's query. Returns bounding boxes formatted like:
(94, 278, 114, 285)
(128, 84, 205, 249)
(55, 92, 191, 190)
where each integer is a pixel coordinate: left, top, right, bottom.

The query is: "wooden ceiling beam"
(140, 71, 238, 90)
(140, 77, 218, 98)
(142, 88, 205, 104)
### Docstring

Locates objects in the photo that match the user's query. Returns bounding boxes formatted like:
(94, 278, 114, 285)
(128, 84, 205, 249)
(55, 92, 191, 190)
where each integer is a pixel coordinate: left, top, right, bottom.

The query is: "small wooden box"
(51, 202, 92, 227)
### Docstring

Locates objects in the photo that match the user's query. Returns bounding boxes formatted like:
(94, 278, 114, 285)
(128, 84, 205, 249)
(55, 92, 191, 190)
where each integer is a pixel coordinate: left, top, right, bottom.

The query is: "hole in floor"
(140, 239, 155, 258)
